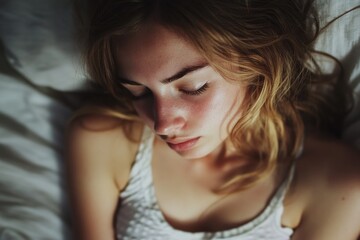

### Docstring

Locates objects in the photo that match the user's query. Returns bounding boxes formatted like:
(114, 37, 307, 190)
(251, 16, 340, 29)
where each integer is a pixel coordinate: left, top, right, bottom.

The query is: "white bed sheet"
(0, 72, 73, 239)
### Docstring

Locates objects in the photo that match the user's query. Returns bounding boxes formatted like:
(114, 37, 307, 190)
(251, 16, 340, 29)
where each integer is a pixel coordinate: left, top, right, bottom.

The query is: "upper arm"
(292, 141, 360, 240)
(291, 190, 360, 240)
(65, 115, 138, 240)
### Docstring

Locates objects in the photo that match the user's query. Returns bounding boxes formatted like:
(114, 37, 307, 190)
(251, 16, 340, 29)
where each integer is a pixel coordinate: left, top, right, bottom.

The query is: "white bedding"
(0, 0, 359, 239)
(0, 66, 75, 238)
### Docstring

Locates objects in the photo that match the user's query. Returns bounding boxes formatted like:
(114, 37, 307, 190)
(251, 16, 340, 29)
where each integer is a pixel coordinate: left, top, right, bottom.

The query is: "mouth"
(166, 137, 200, 152)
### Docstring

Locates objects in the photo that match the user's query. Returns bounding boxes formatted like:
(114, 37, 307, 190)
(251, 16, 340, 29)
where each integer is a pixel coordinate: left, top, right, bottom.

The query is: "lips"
(166, 137, 200, 152)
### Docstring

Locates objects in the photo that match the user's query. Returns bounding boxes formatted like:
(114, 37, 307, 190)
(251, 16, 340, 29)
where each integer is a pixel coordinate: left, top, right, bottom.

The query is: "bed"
(0, 0, 359, 239)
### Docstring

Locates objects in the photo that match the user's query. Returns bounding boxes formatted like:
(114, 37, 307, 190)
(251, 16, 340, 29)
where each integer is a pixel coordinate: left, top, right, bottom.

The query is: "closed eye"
(122, 84, 152, 100)
(131, 89, 152, 100)
(180, 83, 209, 96)
(122, 82, 209, 100)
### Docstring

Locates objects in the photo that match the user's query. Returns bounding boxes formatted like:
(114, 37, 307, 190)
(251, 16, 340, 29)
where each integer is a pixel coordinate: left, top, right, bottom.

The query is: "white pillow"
(0, 0, 87, 91)
(314, 0, 360, 147)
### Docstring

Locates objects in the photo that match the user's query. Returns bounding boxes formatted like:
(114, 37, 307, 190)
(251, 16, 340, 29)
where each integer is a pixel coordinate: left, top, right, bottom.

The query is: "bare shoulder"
(67, 114, 144, 190)
(298, 135, 360, 188)
(291, 134, 360, 239)
(66, 115, 144, 239)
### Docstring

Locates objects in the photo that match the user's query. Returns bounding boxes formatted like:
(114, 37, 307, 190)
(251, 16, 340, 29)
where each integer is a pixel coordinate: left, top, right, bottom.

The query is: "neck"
(186, 138, 254, 192)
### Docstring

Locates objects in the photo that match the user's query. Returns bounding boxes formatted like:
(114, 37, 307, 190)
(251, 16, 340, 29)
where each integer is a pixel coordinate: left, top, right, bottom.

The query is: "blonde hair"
(79, 0, 350, 192)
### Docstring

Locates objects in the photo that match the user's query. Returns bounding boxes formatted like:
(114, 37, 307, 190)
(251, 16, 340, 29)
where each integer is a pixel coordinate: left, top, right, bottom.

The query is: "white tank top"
(116, 127, 295, 240)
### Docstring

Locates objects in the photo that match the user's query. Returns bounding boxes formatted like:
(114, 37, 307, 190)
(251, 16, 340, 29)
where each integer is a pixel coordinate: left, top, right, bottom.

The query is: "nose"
(153, 97, 186, 137)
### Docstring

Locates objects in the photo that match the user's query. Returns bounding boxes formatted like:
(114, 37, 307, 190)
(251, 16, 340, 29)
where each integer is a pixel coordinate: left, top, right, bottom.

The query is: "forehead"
(114, 22, 206, 82)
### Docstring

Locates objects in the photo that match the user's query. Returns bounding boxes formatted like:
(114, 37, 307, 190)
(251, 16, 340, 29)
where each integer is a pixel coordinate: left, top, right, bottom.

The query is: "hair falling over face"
(78, 0, 351, 193)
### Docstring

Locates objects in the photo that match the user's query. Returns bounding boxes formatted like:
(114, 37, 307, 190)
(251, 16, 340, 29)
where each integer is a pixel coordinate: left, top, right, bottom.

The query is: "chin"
(176, 151, 206, 160)
(173, 144, 219, 161)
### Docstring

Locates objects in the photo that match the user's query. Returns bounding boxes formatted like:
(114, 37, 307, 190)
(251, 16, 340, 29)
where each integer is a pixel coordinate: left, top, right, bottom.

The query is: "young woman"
(66, 0, 360, 239)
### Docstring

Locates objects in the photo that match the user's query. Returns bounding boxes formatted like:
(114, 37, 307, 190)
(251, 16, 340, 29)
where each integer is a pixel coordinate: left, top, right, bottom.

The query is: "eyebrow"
(118, 63, 209, 85)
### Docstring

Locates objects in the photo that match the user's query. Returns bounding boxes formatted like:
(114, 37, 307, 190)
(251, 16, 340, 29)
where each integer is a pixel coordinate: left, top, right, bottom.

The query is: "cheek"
(208, 86, 244, 128)
(188, 91, 237, 128)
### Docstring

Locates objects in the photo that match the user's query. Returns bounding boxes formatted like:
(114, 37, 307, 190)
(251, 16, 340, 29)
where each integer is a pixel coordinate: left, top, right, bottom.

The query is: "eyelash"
(128, 88, 151, 101)
(181, 83, 209, 96)
(126, 82, 209, 100)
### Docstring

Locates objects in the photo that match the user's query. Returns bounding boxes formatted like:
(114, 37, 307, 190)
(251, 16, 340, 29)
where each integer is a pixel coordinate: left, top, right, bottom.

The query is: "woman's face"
(115, 22, 246, 160)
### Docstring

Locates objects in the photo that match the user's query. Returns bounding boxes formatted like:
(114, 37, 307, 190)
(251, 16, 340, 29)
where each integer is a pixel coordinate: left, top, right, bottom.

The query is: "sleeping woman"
(66, 0, 360, 239)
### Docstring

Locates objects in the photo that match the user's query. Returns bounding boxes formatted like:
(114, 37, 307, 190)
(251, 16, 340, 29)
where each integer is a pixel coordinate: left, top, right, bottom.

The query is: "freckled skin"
(69, 19, 360, 240)
(116, 22, 246, 160)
